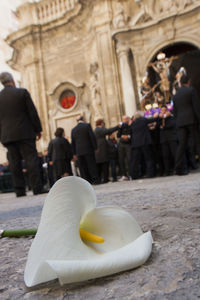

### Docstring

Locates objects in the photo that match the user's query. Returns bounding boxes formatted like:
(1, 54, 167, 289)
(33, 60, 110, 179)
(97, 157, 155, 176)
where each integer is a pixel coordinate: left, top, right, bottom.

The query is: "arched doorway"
(140, 41, 200, 156)
(144, 42, 200, 108)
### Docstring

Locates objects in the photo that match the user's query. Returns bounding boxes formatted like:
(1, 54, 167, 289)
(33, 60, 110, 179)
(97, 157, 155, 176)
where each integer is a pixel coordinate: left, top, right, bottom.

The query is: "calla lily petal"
(24, 176, 152, 287)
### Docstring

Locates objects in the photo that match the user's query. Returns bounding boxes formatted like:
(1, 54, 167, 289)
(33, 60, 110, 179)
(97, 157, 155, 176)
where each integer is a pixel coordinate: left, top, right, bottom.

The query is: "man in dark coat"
(71, 116, 99, 184)
(0, 72, 45, 197)
(130, 112, 158, 179)
(173, 74, 200, 175)
(94, 119, 119, 183)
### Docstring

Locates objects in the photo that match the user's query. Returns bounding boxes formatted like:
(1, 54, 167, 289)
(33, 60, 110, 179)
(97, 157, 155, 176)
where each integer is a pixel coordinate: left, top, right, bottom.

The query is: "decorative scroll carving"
(89, 62, 104, 121)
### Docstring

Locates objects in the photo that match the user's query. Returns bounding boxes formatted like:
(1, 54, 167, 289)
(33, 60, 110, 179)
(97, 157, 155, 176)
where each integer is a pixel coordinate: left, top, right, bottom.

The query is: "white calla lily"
(24, 176, 152, 287)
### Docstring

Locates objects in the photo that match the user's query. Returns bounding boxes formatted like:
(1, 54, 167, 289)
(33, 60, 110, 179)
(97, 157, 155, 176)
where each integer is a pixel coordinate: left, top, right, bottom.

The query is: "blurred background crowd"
(1, 73, 199, 193)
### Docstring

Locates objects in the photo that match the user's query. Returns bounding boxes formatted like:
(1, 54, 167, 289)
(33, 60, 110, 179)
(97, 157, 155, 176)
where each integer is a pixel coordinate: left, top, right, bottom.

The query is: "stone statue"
(113, 2, 127, 29)
(89, 62, 103, 121)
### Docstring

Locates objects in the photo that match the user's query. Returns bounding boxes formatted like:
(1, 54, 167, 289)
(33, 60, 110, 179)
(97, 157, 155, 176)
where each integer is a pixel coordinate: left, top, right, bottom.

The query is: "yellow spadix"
(79, 228, 104, 243)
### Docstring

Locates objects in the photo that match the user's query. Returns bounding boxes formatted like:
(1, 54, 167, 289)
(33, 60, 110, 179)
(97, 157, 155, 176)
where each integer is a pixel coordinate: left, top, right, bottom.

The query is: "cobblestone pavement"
(0, 172, 200, 300)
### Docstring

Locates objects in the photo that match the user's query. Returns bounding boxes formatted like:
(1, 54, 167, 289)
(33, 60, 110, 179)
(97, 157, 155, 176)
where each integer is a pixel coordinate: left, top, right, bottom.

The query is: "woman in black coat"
(94, 119, 119, 183)
(48, 128, 73, 182)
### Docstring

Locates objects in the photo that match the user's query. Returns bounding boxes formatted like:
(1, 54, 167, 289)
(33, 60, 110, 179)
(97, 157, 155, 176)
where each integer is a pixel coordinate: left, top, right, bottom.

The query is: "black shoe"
(33, 189, 49, 195)
(175, 170, 189, 176)
(163, 172, 171, 176)
(16, 191, 26, 197)
(143, 174, 155, 179)
(191, 164, 198, 170)
(102, 179, 109, 184)
(91, 178, 101, 185)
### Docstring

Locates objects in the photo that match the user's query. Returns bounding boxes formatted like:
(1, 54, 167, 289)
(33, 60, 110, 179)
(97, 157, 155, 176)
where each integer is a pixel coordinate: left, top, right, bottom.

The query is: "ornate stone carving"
(129, 0, 199, 27)
(113, 2, 128, 29)
(158, 0, 178, 14)
(181, 0, 195, 9)
(89, 62, 104, 121)
(130, 0, 154, 26)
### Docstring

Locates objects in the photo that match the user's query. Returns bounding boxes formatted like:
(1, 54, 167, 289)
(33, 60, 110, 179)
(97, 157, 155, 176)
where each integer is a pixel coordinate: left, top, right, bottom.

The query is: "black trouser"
(109, 159, 118, 181)
(161, 141, 177, 174)
(97, 161, 109, 183)
(151, 142, 164, 176)
(78, 153, 98, 184)
(175, 125, 196, 172)
(194, 124, 200, 157)
(6, 139, 42, 195)
(131, 145, 155, 179)
(118, 143, 131, 177)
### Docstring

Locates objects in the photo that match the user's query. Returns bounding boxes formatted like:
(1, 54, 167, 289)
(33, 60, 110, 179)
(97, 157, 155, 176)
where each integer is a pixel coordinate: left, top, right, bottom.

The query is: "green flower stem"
(1, 228, 37, 238)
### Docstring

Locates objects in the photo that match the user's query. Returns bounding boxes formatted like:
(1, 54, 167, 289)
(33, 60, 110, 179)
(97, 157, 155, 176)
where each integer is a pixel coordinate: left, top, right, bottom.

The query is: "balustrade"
(36, 0, 78, 24)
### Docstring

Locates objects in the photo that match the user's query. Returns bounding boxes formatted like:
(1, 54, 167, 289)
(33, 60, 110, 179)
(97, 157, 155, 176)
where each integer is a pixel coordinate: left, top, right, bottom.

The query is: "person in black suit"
(94, 119, 119, 183)
(130, 112, 158, 179)
(71, 116, 99, 184)
(173, 74, 200, 175)
(117, 115, 131, 180)
(159, 105, 177, 175)
(0, 72, 45, 197)
(48, 127, 73, 182)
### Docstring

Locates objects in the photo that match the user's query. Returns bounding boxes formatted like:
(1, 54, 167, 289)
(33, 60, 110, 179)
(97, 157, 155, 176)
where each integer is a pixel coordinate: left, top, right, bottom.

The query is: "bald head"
(122, 115, 130, 123)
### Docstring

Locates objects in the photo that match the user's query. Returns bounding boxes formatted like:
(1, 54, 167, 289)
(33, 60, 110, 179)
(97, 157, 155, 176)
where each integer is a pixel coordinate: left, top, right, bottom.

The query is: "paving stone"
(0, 172, 200, 299)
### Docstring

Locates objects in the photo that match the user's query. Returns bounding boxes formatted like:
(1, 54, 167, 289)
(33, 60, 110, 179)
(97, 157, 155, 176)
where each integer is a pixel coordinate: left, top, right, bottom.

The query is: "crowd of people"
(39, 73, 200, 186)
(0, 72, 200, 197)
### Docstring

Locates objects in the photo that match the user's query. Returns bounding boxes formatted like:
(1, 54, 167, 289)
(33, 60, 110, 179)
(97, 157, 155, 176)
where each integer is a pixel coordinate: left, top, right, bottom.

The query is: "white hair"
(134, 111, 144, 119)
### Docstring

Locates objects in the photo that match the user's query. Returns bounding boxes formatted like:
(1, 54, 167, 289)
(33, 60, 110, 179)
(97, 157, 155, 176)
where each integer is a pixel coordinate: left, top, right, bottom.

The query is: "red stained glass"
(61, 95, 75, 109)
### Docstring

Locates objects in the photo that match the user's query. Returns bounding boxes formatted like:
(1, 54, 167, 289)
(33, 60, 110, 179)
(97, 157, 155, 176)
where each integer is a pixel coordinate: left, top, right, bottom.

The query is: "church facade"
(6, 0, 200, 150)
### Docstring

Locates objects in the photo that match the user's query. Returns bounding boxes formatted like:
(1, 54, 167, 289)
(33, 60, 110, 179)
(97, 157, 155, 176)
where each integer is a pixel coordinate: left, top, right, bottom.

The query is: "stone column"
(116, 42, 137, 116)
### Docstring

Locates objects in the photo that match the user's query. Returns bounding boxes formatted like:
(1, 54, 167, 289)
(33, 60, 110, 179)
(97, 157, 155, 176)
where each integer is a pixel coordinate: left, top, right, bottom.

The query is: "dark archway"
(148, 42, 200, 98)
